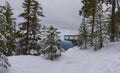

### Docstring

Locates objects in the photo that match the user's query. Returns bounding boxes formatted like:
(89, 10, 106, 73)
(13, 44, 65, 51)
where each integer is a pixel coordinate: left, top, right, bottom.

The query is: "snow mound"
(2, 42, 120, 73)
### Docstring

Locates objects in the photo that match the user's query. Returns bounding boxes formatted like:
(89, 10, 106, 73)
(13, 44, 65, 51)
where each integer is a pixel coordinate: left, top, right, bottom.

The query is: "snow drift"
(0, 42, 120, 73)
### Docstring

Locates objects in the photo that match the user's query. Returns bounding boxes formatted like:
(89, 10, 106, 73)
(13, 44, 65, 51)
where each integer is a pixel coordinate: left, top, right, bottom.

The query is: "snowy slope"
(1, 42, 120, 73)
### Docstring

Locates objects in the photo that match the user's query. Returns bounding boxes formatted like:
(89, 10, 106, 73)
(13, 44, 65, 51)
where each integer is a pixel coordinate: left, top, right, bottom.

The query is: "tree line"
(0, 0, 63, 61)
(0, 0, 120, 62)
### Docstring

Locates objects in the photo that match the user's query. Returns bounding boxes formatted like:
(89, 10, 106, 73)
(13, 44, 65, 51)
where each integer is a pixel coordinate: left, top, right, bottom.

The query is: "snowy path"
(1, 42, 120, 73)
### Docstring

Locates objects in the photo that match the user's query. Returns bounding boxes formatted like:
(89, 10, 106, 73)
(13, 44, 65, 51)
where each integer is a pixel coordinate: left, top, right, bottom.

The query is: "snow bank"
(1, 42, 120, 73)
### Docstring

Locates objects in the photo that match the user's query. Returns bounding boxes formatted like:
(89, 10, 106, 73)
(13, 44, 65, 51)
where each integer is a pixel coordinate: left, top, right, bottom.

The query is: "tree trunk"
(26, 1, 31, 54)
(99, 14, 103, 49)
(91, 11, 95, 46)
(110, 0, 115, 42)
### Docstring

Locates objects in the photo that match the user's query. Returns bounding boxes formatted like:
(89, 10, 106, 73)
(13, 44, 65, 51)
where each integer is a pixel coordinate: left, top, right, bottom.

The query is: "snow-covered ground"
(1, 42, 120, 73)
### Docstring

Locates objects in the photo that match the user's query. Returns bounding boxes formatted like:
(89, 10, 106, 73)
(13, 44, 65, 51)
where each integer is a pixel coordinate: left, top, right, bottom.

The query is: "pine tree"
(91, 1, 107, 50)
(78, 18, 88, 49)
(0, 6, 8, 54)
(93, 10, 107, 51)
(0, 5, 11, 69)
(102, 0, 120, 42)
(79, 0, 109, 50)
(18, 0, 44, 54)
(0, 52, 11, 69)
(29, 0, 44, 55)
(18, 0, 32, 55)
(113, 1, 120, 41)
(79, 0, 100, 46)
(41, 26, 62, 61)
(3, 1, 16, 56)
(115, 9, 120, 40)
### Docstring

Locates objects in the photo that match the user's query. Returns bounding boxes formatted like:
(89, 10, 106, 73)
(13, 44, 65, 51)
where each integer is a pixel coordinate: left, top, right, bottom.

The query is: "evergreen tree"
(113, 1, 120, 41)
(92, 1, 109, 50)
(29, 0, 44, 55)
(102, 0, 120, 42)
(0, 6, 8, 54)
(0, 52, 11, 69)
(3, 1, 16, 55)
(93, 10, 107, 51)
(0, 5, 11, 69)
(79, 18, 88, 49)
(41, 26, 62, 61)
(115, 9, 120, 40)
(18, 0, 32, 55)
(79, 0, 100, 46)
(79, 0, 108, 50)
(18, 0, 44, 54)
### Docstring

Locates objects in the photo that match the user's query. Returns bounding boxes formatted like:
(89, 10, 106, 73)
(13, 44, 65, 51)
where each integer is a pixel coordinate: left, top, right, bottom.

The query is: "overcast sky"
(40, 0, 82, 31)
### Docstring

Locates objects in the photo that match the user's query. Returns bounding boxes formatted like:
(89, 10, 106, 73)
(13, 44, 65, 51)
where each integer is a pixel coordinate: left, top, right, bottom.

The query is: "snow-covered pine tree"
(0, 52, 11, 69)
(78, 18, 89, 49)
(18, 0, 44, 55)
(0, 6, 8, 54)
(94, 12, 103, 50)
(93, 2, 108, 51)
(79, 0, 99, 46)
(29, 0, 44, 55)
(41, 26, 62, 61)
(17, 0, 33, 55)
(79, 0, 107, 48)
(79, 0, 110, 51)
(0, 5, 11, 69)
(3, 1, 16, 56)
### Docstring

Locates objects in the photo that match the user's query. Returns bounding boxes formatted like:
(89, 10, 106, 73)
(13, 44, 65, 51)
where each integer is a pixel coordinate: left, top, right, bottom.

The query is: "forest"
(0, 0, 120, 73)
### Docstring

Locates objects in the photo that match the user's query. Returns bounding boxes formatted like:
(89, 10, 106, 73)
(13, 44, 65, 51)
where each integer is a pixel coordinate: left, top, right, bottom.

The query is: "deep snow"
(1, 42, 120, 73)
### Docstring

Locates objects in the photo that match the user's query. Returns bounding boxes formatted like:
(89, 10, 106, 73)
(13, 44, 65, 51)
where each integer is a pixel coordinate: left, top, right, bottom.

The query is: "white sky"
(40, 0, 82, 31)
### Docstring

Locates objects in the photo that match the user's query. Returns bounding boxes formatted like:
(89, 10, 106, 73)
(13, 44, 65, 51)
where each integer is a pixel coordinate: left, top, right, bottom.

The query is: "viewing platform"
(64, 35, 79, 46)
